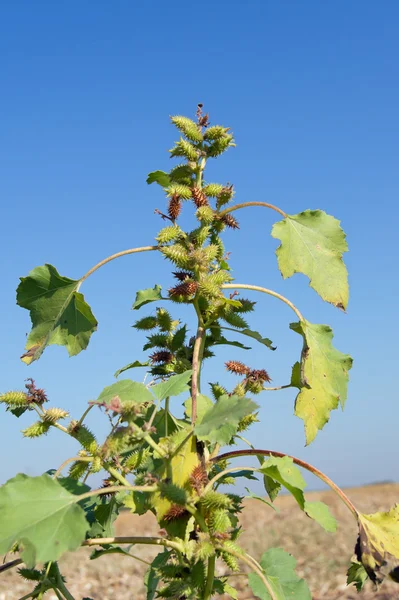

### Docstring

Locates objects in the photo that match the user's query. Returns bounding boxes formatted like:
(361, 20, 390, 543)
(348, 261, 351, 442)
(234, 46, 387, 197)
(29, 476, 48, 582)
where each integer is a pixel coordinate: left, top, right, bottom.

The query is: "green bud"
(206, 134, 235, 158)
(159, 482, 187, 505)
(90, 456, 102, 473)
(69, 460, 89, 480)
(156, 308, 174, 332)
(170, 138, 199, 162)
(167, 183, 192, 199)
(171, 116, 203, 142)
(203, 125, 230, 141)
(156, 225, 183, 244)
(161, 243, 191, 268)
(42, 408, 69, 423)
(209, 509, 232, 533)
(200, 490, 232, 510)
(196, 206, 215, 224)
(210, 382, 228, 401)
(22, 421, 50, 438)
(0, 391, 28, 407)
(133, 316, 158, 330)
(202, 183, 223, 197)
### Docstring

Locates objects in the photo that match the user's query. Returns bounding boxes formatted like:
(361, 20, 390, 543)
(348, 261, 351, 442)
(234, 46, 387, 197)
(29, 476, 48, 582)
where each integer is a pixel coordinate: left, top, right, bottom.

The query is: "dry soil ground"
(1, 483, 398, 599)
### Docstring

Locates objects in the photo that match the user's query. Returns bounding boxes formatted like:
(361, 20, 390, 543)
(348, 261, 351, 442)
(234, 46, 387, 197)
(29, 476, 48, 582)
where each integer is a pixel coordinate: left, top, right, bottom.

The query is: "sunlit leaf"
(94, 380, 154, 409)
(248, 547, 311, 599)
(290, 320, 353, 444)
(184, 393, 213, 424)
(132, 285, 163, 310)
(0, 474, 89, 567)
(17, 264, 97, 364)
(346, 562, 368, 591)
(195, 395, 258, 446)
(304, 501, 337, 533)
(146, 170, 171, 187)
(114, 360, 150, 378)
(271, 210, 349, 309)
(151, 370, 192, 400)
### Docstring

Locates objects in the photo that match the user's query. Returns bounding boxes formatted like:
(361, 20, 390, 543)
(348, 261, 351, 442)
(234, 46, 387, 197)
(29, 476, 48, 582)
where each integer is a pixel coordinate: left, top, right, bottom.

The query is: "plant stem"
(221, 548, 278, 600)
(191, 324, 205, 424)
(213, 449, 358, 518)
(103, 463, 131, 487)
(219, 201, 287, 219)
(53, 563, 75, 600)
(78, 245, 159, 288)
(203, 555, 216, 600)
(53, 456, 92, 479)
(222, 284, 304, 322)
(78, 484, 157, 503)
(83, 536, 183, 553)
(165, 397, 170, 437)
(77, 404, 94, 427)
(0, 557, 23, 573)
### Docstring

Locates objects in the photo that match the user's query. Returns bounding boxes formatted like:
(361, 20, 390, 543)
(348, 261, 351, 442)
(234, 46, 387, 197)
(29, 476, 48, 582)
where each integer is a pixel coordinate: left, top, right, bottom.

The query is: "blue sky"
(0, 2, 398, 492)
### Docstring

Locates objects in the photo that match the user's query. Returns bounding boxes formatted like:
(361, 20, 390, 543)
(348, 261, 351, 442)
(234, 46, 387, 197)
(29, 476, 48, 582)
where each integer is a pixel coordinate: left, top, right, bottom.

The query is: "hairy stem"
(78, 245, 159, 288)
(83, 536, 183, 553)
(213, 449, 358, 518)
(221, 549, 277, 600)
(53, 563, 75, 600)
(103, 463, 131, 487)
(78, 484, 157, 502)
(219, 201, 287, 219)
(77, 404, 94, 427)
(222, 284, 304, 322)
(203, 555, 216, 600)
(53, 456, 92, 479)
(191, 316, 205, 424)
(0, 557, 22, 574)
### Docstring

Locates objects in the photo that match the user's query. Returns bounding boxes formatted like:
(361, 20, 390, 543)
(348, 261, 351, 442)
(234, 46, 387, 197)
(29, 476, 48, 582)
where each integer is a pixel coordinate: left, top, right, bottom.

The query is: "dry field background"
(1, 483, 398, 599)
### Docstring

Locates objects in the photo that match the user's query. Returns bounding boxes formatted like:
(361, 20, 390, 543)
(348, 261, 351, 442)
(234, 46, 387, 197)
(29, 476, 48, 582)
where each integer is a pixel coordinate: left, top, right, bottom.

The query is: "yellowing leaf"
(290, 320, 353, 444)
(152, 429, 199, 522)
(17, 264, 97, 364)
(356, 504, 399, 583)
(272, 210, 349, 309)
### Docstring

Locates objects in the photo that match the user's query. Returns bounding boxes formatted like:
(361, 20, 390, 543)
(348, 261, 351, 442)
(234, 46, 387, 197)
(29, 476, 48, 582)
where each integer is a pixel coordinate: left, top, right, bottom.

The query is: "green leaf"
(347, 562, 368, 591)
(90, 545, 132, 561)
(132, 285, 163, 310)
(17, 264, 97, 364)
(290, 320, 353, 444)
(146, 170, 171, 187)
(114, 360, 149, 378)
(271, 210, 349, 309)
(356, 504, 399, 583)
(263, 475, 281, 503)
(94, 380, 154, 409)
(245, 488, 278, 511)
(220, 326, 275, 350)
(260, 456, 306, 509)
(145, 551, 171, 600)
(195, 395, 259, 446)
(303, 501, 337, 532)
(0, 474, 89, 567)
(151, 370, 192, 400)
(248, 547, 311, 599)
(184, 394, 213, 424)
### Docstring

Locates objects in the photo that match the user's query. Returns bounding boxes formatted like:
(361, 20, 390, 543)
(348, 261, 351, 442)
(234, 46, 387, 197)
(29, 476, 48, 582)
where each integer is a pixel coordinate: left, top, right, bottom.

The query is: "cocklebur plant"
(0, 105, 398, 600)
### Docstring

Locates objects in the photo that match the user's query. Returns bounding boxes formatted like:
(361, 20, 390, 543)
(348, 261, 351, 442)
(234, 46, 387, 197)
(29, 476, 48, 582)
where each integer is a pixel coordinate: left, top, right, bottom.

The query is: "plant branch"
(83, 536, 183, 553)
(103, 463, 131, 487)
(53, 456, 92, 479)
(191, 300, 206, 424)
(222, 284, 304, 322)
(220, 548, 278, 600)
(0, 557, 23, 574)
(213, 449, 358, 518)
(78, 245, 159, 288)
(77, 404, 94, 427)
(219, 201, 287, 219)
(203, 555, 216, 600)
(78, 484, 157, 503)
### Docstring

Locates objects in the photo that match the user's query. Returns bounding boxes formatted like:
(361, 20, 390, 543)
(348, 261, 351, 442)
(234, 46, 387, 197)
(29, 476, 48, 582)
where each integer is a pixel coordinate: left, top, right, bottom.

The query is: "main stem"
(219, 201, 287, 219)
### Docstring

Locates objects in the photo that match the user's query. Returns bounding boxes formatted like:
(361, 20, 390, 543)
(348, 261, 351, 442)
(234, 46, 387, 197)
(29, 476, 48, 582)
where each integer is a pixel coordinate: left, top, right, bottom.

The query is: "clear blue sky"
(1, 2, 398, 492)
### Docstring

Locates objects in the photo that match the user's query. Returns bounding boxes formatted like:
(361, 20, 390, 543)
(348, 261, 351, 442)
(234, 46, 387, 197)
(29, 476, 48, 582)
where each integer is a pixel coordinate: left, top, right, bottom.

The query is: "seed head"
(168, 194, 182, 221)
(225, 360, 250, 376)
(192, 186, 209, 208)
(221, 214, 240, 229)
(149, 350, 174, 364)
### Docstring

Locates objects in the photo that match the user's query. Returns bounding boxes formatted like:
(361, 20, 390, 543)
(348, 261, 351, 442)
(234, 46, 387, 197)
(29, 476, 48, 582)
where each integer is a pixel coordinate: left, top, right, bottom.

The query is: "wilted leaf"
(195, 395, 258, 446)
(346, 562, 368, 591)
(0, 474, 89, 567)
(114, 360, 150, 378)
(132, 285, 163, 310)
(17, 264, 97, 364)
(151, 370, 192, 400)
(290, 320, 353, 444)
(271, 210, 349, 309)
(356, 504, 399, 582)
(248, 547, 311, 599)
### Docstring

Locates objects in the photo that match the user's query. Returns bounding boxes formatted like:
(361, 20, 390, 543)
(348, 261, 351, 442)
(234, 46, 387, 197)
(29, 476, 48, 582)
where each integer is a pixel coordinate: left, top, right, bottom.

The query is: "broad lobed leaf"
(17, 264, 97, 364)
(0, 474, 89, 567)
(290, 320, 353, 444)
(271, 210, 349, 309)
(248, 547, 311, 599)
(195, 395, 259, 446)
